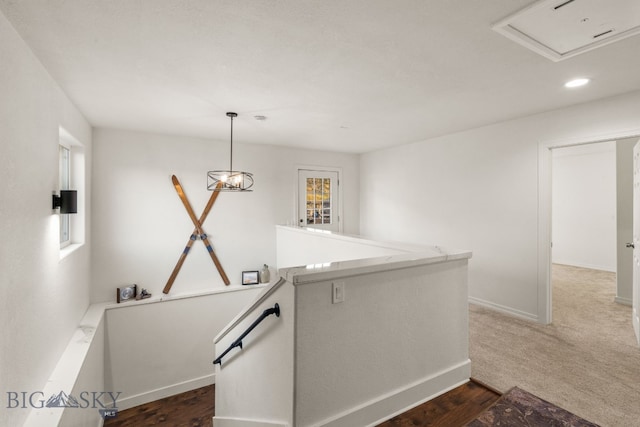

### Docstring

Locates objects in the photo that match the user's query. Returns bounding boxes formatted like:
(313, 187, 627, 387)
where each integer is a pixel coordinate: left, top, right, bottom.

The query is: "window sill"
(60, 242, 83, 260)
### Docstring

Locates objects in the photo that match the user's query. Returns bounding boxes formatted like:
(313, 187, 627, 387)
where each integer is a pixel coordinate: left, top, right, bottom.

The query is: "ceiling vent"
(493, 0, 640, 61)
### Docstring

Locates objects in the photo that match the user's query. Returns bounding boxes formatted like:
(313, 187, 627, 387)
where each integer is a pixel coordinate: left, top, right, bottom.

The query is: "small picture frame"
(242, 271, 259, 285)
(117, 284, 138, 303)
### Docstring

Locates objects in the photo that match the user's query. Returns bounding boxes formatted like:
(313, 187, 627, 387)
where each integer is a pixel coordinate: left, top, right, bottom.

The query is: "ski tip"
(171, 175, 179, 185)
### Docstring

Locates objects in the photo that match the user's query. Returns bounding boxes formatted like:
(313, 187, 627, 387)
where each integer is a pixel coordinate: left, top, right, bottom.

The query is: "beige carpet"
(469, 264, 640, 427)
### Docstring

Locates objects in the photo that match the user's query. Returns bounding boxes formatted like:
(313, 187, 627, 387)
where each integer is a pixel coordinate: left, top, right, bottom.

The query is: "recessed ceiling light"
(564, 78, 590, 88)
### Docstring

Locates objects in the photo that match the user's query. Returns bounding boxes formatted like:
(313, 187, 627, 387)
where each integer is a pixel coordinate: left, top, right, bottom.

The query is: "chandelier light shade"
(207, 112, 254, 192)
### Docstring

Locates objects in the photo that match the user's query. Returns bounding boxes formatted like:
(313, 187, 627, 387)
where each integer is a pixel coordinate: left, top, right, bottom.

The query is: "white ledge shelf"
(281, 250, 472, 285)
(275, 224, 432, 253)
(105, 283, 270, 310)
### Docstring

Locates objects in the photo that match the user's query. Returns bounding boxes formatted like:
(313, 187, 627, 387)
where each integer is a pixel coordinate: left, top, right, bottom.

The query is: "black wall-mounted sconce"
(52, 190, 78, 214)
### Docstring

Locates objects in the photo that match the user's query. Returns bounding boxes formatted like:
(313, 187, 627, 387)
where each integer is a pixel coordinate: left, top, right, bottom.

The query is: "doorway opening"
(551, 141, 618, 322)
(538, 130, 640, 326)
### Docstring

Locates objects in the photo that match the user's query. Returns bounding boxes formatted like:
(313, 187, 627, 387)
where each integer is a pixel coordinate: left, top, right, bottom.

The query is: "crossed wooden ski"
(163, 175, 230, 294)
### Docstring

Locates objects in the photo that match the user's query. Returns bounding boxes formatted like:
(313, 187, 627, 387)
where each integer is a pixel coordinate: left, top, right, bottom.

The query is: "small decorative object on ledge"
(259, 264, 270, 283)
(136, 288, 152, 300)
(117, 284, 137, 303)
(242, 271, 259, 285)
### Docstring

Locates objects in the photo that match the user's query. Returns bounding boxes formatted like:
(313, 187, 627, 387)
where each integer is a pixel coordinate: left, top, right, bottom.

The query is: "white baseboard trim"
(552, 260, 616, 273)
(212, 417, 288, 427)
(117, 374, 215, 411)
(615, 296, 632, 306)
(308, 359, 471, 427)
(469, 296, 539, 322)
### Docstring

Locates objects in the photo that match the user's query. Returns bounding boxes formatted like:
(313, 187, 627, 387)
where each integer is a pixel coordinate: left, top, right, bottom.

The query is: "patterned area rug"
(465, 387, 599, 426)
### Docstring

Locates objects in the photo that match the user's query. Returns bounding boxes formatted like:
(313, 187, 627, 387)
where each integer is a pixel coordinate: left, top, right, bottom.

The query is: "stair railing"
(213, 303, 281, 365)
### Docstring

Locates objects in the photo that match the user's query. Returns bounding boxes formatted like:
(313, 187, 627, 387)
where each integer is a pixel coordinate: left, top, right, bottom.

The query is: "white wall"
(214, 281, 295, 427)
(360, 90, 640, 321)
(91, 127, 359, 303)
(0, 10, 93, 427)
(617, 138, 638, 304)
(105, 287, 264, 410)
(552, 142, 617, 271)
(214, 247, 470, 427)
(294, 259, 470, 427)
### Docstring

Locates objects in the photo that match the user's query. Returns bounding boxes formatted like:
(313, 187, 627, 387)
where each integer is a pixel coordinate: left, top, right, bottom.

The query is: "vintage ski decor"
(163, 176, 230, 294)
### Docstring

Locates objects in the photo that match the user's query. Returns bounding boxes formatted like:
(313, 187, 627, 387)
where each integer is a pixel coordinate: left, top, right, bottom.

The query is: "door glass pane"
(306, 176, 332, 225)
(306, 178, 313, 195)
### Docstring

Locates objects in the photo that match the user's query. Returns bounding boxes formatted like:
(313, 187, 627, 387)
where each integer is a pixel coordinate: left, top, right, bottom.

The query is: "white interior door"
(298, 169, 340, 232)
(633, 141, 640, 346)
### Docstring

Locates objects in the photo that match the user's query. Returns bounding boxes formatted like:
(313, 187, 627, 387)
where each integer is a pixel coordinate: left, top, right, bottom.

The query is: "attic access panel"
(493, 0, 640, 61)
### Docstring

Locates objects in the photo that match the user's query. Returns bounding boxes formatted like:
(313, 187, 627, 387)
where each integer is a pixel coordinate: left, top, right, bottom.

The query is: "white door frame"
(632, 142, 640, 345)
(294, 165, 344, 233)
(537, 128, 640, 324)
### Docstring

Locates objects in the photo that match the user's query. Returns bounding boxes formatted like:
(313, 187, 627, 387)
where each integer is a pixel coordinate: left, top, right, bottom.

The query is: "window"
(58, 126, 85, 256)
(59, 144, 70, 247)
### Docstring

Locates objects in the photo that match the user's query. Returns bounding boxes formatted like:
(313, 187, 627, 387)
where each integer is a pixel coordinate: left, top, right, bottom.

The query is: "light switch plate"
(332, 282, 345, 304)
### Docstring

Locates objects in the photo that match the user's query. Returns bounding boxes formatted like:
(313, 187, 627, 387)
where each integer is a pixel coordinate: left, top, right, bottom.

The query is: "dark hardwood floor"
(105, 380, 499, 427)
(104, 385, 214, 427)
(376, 381, 500, 427)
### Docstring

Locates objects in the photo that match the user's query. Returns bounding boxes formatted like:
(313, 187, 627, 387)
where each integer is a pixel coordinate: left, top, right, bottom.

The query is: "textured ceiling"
(1, 0, 640, 153)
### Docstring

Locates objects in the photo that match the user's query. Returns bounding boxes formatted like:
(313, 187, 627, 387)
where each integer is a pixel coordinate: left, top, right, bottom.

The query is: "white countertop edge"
(24, 304, 107, 426)
(281, 250, 472, 285)
(104, 283, 270, 311)
(276, 225, 435, 253)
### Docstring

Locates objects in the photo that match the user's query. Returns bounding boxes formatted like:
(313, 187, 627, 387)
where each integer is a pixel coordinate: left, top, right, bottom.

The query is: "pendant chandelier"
(207, 112, 254, 192)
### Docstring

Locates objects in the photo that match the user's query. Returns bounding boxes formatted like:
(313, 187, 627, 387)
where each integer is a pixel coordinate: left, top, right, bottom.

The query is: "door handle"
(627, 243, 636, 249)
